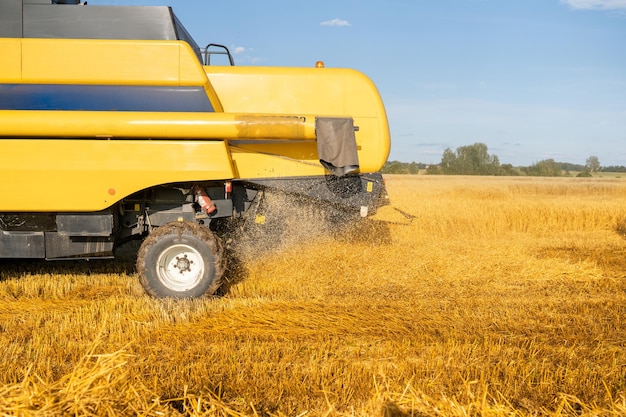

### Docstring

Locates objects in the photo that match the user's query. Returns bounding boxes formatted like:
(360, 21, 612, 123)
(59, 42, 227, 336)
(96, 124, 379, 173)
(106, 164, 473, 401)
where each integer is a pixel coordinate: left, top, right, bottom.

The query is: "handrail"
(201, 43, 234, 66)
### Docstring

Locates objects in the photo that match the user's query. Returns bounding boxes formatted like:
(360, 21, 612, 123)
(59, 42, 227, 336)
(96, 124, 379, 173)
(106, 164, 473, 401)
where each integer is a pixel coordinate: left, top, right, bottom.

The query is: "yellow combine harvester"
(0, 0, 391, 298)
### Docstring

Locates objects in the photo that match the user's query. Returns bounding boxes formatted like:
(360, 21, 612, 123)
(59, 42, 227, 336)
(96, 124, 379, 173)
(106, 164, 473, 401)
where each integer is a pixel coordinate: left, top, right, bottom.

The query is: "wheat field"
(0, 175, 625, 416)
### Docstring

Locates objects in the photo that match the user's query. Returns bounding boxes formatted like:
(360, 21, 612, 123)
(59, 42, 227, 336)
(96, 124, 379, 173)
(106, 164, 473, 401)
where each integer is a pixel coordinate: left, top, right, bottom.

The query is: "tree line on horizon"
(382, 143, 626, 176)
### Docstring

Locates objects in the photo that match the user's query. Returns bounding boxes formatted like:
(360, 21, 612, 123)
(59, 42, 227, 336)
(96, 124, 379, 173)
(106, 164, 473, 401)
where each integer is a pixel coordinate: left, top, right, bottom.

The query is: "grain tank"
(0, 0, 391, 298)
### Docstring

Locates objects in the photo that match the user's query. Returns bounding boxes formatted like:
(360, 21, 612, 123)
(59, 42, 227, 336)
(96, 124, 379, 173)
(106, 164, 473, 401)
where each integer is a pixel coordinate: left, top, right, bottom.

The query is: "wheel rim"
(155, 243, 205, 292)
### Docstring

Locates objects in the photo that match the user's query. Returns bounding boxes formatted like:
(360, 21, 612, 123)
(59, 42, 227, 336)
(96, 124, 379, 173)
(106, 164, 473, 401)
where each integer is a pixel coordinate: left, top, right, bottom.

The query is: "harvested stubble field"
(1, 175, 626, 416)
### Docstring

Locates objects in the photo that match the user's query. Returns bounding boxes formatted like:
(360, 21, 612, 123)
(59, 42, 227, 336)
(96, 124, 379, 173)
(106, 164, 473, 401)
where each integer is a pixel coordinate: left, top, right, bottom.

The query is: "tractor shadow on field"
(0, 257, 136, 285)
(0, 239, 138, 289)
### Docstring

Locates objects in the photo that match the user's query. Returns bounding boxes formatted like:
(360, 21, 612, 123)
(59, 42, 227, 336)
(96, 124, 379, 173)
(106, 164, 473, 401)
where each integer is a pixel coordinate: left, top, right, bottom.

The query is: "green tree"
(426, 164, 442, 174)
(381, 160, 403, 174)
(586, 156, 600, 173)
(501, 164, 520, 176)
(381, 160, 422, 174)
(439, 143, 502, 175)
(523, 159, 563, 177)
(441, 148, 458, 174)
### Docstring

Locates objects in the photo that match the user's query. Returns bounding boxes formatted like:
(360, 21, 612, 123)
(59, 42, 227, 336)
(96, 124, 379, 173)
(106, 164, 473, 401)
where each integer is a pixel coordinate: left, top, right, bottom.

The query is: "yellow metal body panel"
(0, 40, 21, 82)
(21, 38, 203, 86)
(0, 38, 224, 111)
(0, 140, 233, 212)
(0, 37, 233, 212)
(205, 66, 391, 178)
(0, 37, 390, 212)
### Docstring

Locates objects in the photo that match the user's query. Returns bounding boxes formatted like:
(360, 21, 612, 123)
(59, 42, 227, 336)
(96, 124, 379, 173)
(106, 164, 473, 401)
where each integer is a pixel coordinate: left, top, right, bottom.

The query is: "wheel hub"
(155, 243, 205, 292)
(174, 255, 193, 273)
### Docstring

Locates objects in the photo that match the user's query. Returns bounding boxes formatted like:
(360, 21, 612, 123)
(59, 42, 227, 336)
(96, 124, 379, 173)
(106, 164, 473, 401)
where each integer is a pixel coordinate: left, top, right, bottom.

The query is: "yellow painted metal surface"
(0, 111, 316, 140)
(0, 140, 233, 212)
(0, 40, 21, 82)
(205, 66, 391, 177)
(21, 38, 205, 86)
(229, 144, 327, 178)
(5, 37, 224, 111)
(0, 36, 390, 212)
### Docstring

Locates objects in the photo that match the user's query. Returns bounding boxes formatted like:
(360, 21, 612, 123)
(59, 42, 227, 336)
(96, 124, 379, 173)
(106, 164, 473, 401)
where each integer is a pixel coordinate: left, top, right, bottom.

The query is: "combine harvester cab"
(0, 0, 391, 298)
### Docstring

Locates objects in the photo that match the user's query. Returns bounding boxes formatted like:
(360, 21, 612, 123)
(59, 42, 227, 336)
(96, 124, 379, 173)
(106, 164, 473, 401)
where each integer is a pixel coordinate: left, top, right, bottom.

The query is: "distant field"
(593, 171, 625, 178)
(1, 175, 625, 416)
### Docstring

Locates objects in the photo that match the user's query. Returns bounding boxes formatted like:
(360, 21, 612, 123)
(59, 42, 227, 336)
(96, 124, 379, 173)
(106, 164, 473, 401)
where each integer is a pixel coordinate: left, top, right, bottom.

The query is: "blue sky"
(90, 0, 626, 167)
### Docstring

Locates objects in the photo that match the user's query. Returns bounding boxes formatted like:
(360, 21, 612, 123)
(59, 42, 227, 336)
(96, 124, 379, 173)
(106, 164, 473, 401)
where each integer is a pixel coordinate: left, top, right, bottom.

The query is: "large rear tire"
(136, 221, 225, 298)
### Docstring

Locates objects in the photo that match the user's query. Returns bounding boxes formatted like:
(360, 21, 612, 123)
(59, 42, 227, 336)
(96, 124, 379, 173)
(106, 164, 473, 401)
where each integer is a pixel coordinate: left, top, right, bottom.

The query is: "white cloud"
(560, 0, 626, 9)
(320, 18, 351, 27)
(233, 47, 263, 65)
